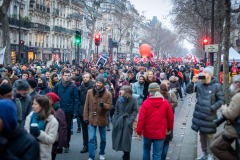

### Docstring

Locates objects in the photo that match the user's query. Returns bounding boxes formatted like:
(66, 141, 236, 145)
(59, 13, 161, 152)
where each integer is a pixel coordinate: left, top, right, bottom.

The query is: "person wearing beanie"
(159, 82, 178, 160)
(0, 83, 22, 123)
(137, 82, 174, 160)
(47, 92, 67, 160)
(0, 99, 39, 160)
(27, 79, 40, 100)
(83, 73, 112, 160)
(14, 79, 32, 126)
(186, 65, 225, 160)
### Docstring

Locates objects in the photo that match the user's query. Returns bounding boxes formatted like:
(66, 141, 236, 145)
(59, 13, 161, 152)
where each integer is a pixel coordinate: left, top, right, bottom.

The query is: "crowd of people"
(0, 59, 239, 160)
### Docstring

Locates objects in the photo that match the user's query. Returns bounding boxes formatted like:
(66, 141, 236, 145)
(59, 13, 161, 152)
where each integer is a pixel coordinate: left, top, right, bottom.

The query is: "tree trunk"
(87, 19, 96, 61)
(0, 0, 11, 65)
(215, 0, 225, 81)
(223, 0, 231, 104)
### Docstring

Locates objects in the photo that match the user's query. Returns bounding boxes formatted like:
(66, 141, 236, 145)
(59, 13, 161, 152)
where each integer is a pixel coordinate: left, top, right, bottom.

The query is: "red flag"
(194, 56, 198, 64)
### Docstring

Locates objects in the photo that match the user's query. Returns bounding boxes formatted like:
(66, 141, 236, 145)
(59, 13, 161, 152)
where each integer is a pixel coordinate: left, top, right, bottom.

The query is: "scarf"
(93, 85, 105, 96)
(62, 80, 71, 88)
(30, 113, 45, 131)
(118, 96, 127, 103)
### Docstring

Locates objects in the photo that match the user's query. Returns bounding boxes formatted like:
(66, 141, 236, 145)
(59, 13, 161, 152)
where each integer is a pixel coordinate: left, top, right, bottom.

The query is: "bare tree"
(0, 0, 11, 65)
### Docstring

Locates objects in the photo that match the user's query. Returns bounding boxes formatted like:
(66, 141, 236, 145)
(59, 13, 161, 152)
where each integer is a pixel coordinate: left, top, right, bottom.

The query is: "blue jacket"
(54, 81, 79, 115)
(132, 82, 144, 105)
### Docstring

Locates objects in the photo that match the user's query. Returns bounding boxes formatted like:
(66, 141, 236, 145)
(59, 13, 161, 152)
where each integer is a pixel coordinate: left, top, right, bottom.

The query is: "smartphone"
(198, 75, 206, 80)
(99, 102, 104, 107)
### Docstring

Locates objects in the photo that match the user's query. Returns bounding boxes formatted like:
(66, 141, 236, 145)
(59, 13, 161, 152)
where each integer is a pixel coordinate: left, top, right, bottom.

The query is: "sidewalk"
(167, 94, 197, 160)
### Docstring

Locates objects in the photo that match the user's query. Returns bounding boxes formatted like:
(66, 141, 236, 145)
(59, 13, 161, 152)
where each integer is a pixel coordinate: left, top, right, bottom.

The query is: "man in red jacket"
(137, 82, 174, 160)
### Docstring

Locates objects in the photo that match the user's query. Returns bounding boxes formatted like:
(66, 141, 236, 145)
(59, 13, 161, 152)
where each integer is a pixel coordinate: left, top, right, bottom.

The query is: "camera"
(198, 75, 206, 80)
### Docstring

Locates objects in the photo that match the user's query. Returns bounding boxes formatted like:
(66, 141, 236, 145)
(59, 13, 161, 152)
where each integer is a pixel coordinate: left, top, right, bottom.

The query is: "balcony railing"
(34, 4, 50, 14)
(32, 23, 50, 32)
(8, 17, 31, 29)
(52, 26, 75, 34)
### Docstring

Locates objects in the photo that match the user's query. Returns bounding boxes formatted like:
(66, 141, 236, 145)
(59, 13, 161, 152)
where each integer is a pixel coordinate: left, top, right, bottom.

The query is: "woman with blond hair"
(112, 85, 138, 160)
(25, 95, 59, 160)
(143, 70, 161, 101)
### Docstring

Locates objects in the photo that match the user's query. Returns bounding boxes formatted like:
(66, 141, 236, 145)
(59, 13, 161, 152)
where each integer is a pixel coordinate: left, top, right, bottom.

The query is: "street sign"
(205, 44, 219, 53)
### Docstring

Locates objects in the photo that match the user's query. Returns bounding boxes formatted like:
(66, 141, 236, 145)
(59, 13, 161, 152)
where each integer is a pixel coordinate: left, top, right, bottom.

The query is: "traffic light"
(94, 34, 100, 46)
(19, 40, 24, 45)
(203, 38, 208, 45)
(75, 31, 81, 45)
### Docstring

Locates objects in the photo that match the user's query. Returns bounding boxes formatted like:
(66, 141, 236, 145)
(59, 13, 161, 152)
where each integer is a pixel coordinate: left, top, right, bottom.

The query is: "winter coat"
(0, 126, 39, 160)
(36, 76, 51, 95)
(78, 81, 94, 116)
(115, 80, 129, 98)
(186, 77, 225, 134)
(137, 97, 174, 139)
(132, 82, 144, 105)
(54, 81, 79, 116)
(14, 94, 32, 126)
(112, 97, 138, 152)
(222, 88, 240, 138)
(29, 90, 40, 101)
(143, 79, 161, 101)
(25, 112, 59, 160)
(169, 76, 180, 91)
(54, 104, 67, 148)
(83, 88, 112, 126)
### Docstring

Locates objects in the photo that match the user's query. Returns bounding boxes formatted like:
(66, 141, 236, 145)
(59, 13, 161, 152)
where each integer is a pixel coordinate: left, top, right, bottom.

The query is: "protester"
(160, 83, 178, 160)
(112, 85, 138, 160)
(27, 79, 40, 100)
(4, 66, 18, 84)
(0, 83, 22, 123)
(210, 75, 240, 160)
(47, 92, 67, 160)
(143, 70, 161, 101)
(54, 69, 79, 153)
(14, 79, 32, 126)
(0, 99, 39, 160)
(78, 72, 94, 153)
(186, 66, 225, 160)
(36, 76, 51, 95)
(137, 82, 174, 160)
(25, 95, 59, 160)
(83, 74, 112, 160)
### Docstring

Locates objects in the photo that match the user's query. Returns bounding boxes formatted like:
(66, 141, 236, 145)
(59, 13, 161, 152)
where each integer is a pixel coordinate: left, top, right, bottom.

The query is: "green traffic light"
(75, 38, 81, 44)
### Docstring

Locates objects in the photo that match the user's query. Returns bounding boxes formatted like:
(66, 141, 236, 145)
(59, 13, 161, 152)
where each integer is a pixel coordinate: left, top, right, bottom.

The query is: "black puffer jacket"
(186, 77, 225, 134)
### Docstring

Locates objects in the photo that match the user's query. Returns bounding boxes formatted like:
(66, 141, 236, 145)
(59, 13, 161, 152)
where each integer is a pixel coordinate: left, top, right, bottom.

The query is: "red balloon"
(139, 44, 151, 58)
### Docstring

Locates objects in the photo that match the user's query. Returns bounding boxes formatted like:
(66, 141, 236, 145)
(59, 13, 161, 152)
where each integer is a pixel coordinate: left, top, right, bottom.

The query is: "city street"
(56, 95, 197, 160)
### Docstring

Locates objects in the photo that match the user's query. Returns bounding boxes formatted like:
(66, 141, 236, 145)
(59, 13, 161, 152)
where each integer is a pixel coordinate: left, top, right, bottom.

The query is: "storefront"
(42, 48, 52, 62)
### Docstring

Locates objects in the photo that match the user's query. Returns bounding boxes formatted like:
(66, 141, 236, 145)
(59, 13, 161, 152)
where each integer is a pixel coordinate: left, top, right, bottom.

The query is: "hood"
(145, 97, 165, 108)
(210, 77, 219, 84)
(39, 76, 47, 88)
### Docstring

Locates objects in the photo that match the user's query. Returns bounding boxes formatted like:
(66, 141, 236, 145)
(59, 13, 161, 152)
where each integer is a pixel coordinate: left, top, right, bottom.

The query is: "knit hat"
(13, 79, 29, 91)
(103, 72, 108, 79)
(95, 74, 105, 84)
(47, 92, 60, 103)
(27, 79, 37, 89)
(203, 66, 214, 76)
(0, 99, 18, 135)
(148, 82, 160, 93)
(0, 83, 13, 95)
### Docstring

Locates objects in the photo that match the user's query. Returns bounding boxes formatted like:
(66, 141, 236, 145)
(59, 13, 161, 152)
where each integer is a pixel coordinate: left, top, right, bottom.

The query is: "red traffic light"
(94, 34, 100, 46)
(203, 38, 208, 45)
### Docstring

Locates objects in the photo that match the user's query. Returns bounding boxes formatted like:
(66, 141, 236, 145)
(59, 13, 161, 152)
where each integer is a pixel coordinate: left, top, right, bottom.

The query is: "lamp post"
(210, 0, 215, 65)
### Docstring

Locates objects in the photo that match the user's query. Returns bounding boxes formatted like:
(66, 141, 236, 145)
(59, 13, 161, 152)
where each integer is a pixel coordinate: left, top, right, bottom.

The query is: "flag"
(0, 46, 6, 65)
(194, 56, 198, 64)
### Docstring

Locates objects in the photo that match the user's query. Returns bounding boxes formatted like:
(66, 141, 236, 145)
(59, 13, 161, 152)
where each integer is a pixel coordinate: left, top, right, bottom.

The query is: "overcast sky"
(129, 0, 194, 51)
(129, 0, 173, 29)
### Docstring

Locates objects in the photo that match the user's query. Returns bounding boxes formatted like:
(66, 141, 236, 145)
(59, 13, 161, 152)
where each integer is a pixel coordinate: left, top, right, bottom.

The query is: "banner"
(96, 56, 107, 68)
(0, 46, 6, 65)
